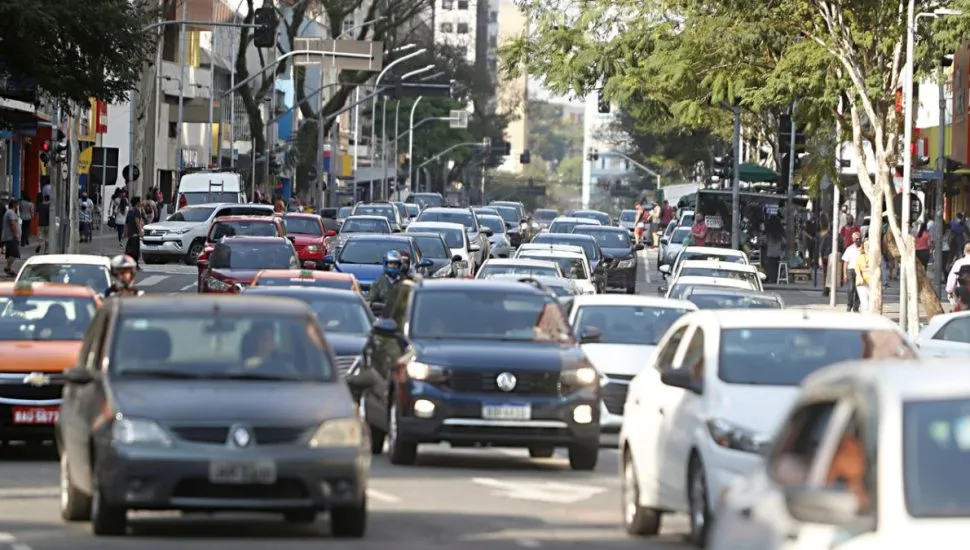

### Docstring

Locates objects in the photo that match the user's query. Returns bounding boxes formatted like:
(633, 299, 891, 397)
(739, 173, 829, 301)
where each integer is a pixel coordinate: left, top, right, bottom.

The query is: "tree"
(0, 0, 158, 118)
(555, 154, 582, 183)
(526, 99, 583, 166)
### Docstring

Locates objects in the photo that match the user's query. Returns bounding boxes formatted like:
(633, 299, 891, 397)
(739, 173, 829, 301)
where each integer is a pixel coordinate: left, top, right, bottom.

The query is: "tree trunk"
(882, 227, 945, 319)
(867, 190, 885, 314)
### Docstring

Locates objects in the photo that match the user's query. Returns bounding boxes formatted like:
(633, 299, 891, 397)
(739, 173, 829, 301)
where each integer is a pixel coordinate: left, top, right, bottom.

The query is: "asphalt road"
(0, 246, 826, 549)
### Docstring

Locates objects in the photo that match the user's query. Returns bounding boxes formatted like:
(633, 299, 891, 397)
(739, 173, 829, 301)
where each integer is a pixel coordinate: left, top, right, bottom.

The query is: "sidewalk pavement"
(763, 280, 953, 321)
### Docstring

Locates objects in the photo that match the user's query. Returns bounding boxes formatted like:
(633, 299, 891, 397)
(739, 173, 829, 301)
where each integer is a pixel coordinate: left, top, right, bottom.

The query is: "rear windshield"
(341, 218, 390, 233)
(533, 236, 598, 261)
(535, 210, 558, 221)
(168, 207, 215, 223)
(210, 220, 280, 240)
(479, 216, 506, 234)
(210, 243, 298, 270)
(619, 211, 637, 222)
(255, 277, 355, 291)
(409, 194, 444, 208)
(417, 210, 476, 230)
(408, 226, 464, 248)
(181, 191, 239, 205)
(411, 236, 449, 258)
(518, 254, 588, 279)
(0, 295, 97, 341)
(284, 217, 323, 236)
(478, 264, 560, 278)
(687, 293, 782, 309)
(17, 264, 109, 294)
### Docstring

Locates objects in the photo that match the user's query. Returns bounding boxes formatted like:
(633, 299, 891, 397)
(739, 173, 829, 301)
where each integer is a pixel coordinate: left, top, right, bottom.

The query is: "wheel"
(283, 510, 317, 524)
(184, 239, 205, 265)
(90, 462, 127, 536)
(387, 400, 417, 465)
(330, 495, 367, 538)
(59, 451, 91, 522)
(528, 446, 555, 459)
(359, 398, 385, 455)
(687, 455, 710, 548)
(568, 442, 598, 471)
(622, 452, 661, 536)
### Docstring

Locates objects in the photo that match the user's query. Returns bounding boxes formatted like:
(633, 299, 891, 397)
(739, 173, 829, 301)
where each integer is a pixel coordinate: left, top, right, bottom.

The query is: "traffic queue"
(0, 190, 966, 548)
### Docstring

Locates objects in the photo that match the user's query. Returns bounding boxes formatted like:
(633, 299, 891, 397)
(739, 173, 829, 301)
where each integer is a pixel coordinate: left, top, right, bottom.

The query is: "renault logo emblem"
(496, 372, 517, 392)
(228, 426, 252, 448)
(22, 372, 51, 387)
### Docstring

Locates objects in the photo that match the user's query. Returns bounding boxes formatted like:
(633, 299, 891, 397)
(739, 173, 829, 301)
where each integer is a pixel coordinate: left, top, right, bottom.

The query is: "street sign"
(449, 110, 468, 129)
(122, 164, 140, 182)
(913, 169, 944, 181)
(292, 38, 384, 71)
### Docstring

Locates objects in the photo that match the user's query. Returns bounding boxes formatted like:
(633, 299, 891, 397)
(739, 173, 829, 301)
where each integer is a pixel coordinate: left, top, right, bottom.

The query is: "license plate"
(208, 460, 277, 484)
(141, 237, 162, 243)
(456, 260, 469, 269)
(12, 406, 59, 425)
(482, 403, 531, 421)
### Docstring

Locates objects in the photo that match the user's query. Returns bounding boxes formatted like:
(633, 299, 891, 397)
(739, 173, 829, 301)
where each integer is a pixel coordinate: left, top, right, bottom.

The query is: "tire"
(330, 495, 367, 538)
(687, 455, 711, 548)
(59, 451, 91, 522)
(283, 510, 317, 524)
(184, 239, 205, 265)
(622, 452, 661, 536)
(359, 398, 385, 456)
(387, 400, 417, 465)
(90, 463, 127, 536)
(528, 446, 555, 459)
(568, 442, 598, 471)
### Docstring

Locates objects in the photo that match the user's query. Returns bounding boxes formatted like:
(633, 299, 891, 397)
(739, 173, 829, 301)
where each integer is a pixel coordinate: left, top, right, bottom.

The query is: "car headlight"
(207, 278, 231, 291)
(306, 245, 322, 252)
(406, 360, 448, 381)
(112, 417, 172, 446)
(616, 258, 636, 268)
(562, 366, 598, 385)
(309, 418, 363, 448)
(707, 419, 767, 453)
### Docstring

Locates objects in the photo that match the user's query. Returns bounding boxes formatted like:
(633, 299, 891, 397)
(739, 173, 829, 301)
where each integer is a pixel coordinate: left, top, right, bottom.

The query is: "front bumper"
(396, 381, 600, 447)
(0, 373, 63, 441)
(140, 238, 189, 258)
(97, 443, 369, 512)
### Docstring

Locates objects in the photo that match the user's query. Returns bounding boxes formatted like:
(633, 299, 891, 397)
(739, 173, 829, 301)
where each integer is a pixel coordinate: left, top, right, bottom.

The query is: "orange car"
(0, 282, 101, 443)
(251, 269, 362, 293)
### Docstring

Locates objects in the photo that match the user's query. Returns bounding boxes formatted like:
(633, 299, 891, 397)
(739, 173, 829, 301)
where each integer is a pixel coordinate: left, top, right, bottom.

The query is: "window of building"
(457, 0, 469, 9)
(442, 0, 454, 7)
(488, 35, 497, 48)
(168, 122, 178, 139)
(457, 22, 469, 33)
(489, 10, 498, 22)
(440, 22, 454, 33)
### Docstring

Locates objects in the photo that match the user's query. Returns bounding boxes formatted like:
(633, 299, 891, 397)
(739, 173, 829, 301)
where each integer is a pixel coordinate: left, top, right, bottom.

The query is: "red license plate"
(12, 406, 59, 425)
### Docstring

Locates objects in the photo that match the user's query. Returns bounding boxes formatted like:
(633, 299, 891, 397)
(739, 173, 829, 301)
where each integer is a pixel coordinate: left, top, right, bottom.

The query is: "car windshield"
(405, 204, 420, 217)
(519, 254, 588, 279)
(409, 226, 463, 248)
(903, 397, 970, 518)
(341, 218, 389, 233)
(167, 206, 215, 223)
(479, 264, 560, 278)
(418, 210, 476, 231)
(536, 210, 558, 221)
(572, 211, 609, 225)
(688, 292, 782, 309)
(210, 243, 298, 270)
(17, 264, 109, 294)
(338, 240, 411, 265)
(534, 236, 598, 261)
(255, 277, 355, 290)
(354, 205, 394, 221)
(337, 206, 352, 218)
(412, 236, 448, 258)
(411, 194, 443, 209)
(111, 313, 334, 381)
(284, 217, 323, 235)
(411, 290, 573, 343)
(719, 328, 917, 386)
(0, 296, 96, 341)
(493, 206, 518, 224)
(210, 220, 279, 240)
(549, 220, 582, 233)
(574, 304, 693, 345)
(182, 191, 238, 205)
(619, 210, 637, 222)
(671, 228, 691, 244)
(579, 229, 632, 249)
(479, 216, 506, 234)
(679, 267, 758, 287)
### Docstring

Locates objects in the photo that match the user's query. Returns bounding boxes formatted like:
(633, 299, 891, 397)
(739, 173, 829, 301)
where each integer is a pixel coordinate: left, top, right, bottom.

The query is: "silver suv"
(141, 203, 274, 264)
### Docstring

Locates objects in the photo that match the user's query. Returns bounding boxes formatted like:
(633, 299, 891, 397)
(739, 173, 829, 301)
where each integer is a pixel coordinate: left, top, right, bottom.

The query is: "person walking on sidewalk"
(915, 222, 932, 270)
(2, 199, 21, 277)
(18, 195, 32, 247)
(842, 232, 863, 312)
(123, 196, 144, 270)
(853, 239, 872, 313)
(36, 195, 50, 254)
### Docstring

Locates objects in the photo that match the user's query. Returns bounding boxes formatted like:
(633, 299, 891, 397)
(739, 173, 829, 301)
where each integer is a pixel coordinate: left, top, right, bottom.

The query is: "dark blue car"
(322, 234, 433, 294)
(353, 278, 602, 470)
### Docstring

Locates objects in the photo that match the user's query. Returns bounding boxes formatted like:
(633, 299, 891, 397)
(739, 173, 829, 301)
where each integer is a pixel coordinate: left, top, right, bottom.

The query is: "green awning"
(739, 163, 778, 183)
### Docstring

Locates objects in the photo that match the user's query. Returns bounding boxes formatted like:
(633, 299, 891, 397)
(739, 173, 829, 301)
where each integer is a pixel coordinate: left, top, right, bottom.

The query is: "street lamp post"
(389, 65, 435, 197)
(368, 47, 426, 175)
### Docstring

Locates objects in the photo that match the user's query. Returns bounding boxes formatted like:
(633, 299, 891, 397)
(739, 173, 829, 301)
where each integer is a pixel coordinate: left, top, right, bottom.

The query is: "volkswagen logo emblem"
(228, 426, 252, 448)
(495, 372, 517, 392)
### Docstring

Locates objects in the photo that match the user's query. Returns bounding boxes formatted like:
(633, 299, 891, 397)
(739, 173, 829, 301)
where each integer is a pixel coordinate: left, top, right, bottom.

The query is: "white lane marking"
(0, 532, 14, 542)
(138, 275, 168, 287)
(180, 283, 197, 292)
(0, 487, 58, 498)
(12, 543, 32, 550)
(516, 539, 543, 548)
(366, 488, 401, 503)
(472, 477, 607, 504)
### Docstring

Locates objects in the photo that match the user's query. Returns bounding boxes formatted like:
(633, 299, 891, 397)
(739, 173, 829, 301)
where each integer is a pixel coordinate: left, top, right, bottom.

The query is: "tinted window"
(412, 236, 448, 258)
(572, 211, 610, 225)
(408, 226, 464, 248)
(417, 210, 476, 230)
(411, 290, 572, 343)
(548, 220, 582, 234)
(492, 206, 518, 224)
(17, 264, 109, 294)
(535, 210, 558, 221)
(903, 397, 970, 517)
(671, 228, 691, 244)
(719, 328, 917, 386)
(533, 235, 599, 261)
(578, 228, 632, 249)
(182, 191, 238, 205)
(210, 242, 298, 270)
(255, 277, 355, 290)
(0, 296, 96, 341)
(935, 317, 970, 343)
(679, 267, 759, 287)
(338, 240, 412, 264)
(341, 218, 390, 233)
(210, 220, 280, 240)
(478, 264, 560, 278)
(619, 210, 637, 222)
(574, 305, 693, 345)
(479, 216, 506, 234)
(687, 292, 782, 309)
(111, 313, 333, 381)
(284, 217, 323, 235)
(518, 254, 587, 279)
(168, 206, 215, 222)
(337, 206, 352, 218)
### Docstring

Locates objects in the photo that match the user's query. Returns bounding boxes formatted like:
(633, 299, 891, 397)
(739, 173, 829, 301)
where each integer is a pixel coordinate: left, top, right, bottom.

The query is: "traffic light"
(40, 141, 50, 164)
(519, 150, 530, 164)
(53, 130, 67, 163)
(496, 141, 511, 156)
(712, 154, 733, 181)
(586, 149, 599, 162)
(253, 7, 277, 48)
(597, 90, 610, 114)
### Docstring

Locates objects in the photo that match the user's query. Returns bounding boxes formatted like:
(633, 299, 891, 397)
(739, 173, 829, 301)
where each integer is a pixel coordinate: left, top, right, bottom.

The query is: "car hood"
(290, 234, 324, 246)
(581, 343, 656, 377)
(601, 247, 636, 259)
(709, 383, 801, 439)
(334, 263, 383, 285)
(326, 333, 368, 357)
(145, 221, 197, 232)
(209, 269, 261, 283)
(413, 339, 583, 371)
(110, 380, 354, 423)
(0, 341, 83, 372)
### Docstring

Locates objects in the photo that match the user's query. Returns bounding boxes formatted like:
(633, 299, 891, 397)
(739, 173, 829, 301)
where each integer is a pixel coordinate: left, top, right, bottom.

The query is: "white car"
(665, 276, 756, 300)
(475, 258, 564, 279)
(619, 309, 916, 545)
(514, 248, 597, 294)
(667, 246, 750, 276)
(15, 254, 112, 295)
(709, 359, 962, 550)
(407, 221, 478, 275)
(666, 259, 765, 293)
(141, 202, 274, 264)
(915, 311, 970, 359)
(565, 295, 697, 437)
(548, 216, 603, 234)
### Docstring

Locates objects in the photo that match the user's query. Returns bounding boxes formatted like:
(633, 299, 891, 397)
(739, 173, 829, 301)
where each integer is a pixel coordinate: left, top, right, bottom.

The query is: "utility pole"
(49, 106, 61, 255)
(730, 106, 741, 249)
(786, 101, 798, 251)
(67, 111, 80, 254)
(936, 59, 948, 297)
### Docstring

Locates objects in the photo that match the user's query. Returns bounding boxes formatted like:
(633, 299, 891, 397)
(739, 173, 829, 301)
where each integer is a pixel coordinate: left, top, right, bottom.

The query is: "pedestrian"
(2, 199, 20, 276)
(946, 243, 970, 311)
(123, 196, 143, 268)
(803, 211, 818, 267)
(839, 214, 860, 251)
(842, 232, 863, 312)
(915, 222, 931, 270)
(689, 212, 709, 246)
(764, 216, 786, 283)
(112, 193, 128, 244)
(18, 194, 33, 247)
(853, 238, 873, 313)
(79, 203, 93, 242)
(36, 194, 50, 254)
(817, 213, 833, 297)
(650, 202, 661, 247)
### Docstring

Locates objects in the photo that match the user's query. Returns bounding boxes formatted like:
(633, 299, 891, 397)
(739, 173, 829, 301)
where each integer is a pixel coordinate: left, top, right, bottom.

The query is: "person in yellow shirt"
(853, 239, 872, 312)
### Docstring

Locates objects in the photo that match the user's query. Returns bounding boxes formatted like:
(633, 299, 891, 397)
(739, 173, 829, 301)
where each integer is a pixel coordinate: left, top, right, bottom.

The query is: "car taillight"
(177, 193, 187, 209)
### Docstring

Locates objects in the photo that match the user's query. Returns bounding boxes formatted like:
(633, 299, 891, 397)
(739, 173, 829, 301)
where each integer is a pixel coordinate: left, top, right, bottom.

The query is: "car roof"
(211, 215, 276, 222)
(191, 203, 273, 209)
(419, 278, 547, 294)
(477, 214, 504, 221)
(575, 224, 624, 232)
(803, 360, 970, 402)
(355, 202, 394, 208)
(255, 270, 356, 281)
(483, 258, 560, 268)
(534, 233, 597, 242)
(405, 232, 449, 241)
(346, 215, 389, 221)
(518, 249, 584, 258)
(23, 254, 111, 267)
(570, 294, 698, 309)
(486, 274, 575, 287)
(552, 216, 599, 224)
(219, 236, 291, 244)
(686, 309, 901, 330)
(281, 212, 320, 219)
(422, 207, 471, 213)
(345, 234, 413, 242)
(242, 286, 361, 300)
(518, 244, 585, 255)
(0, 282, 100, 297)
(117, 294, 313, 316)
(686, 286, 778, 298)
(679, 260, 757, 272)
(671, 276, 752, 289)
(407, 221, 465, 230)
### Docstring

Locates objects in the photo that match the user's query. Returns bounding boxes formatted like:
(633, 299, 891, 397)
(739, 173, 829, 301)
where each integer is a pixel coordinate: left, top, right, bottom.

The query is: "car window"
(167, 206, 215, 222)
(417, 210, 477, 230)
(338, 240, 412, 265)
(479, 216, 506, 234)
(410, 290, 572, 343)
(687, 292, 782, 309)
(284, 217, 323, 235)
(492, 206, 519, 224)
(935, 317, 970, 344)
(903, 397, 970, 518)
(182, 191, 238, 205)
(111, 313, 334, 381)
(17, 264, 109, 294)
(536, 210, 558, 222)
(222, 206, 271, 217)
(518, 254, 587, 279)
(0, 295, 97, 341)
(822, 411, 877, 516)
(619, 211, 637, 222)
(679, 267, 758, 287)
(678, 328, 705, 382)
(409, 226, 464, 248)
(478, 264, 560, 278)
(548, 221, 581, 234)
(255, 277, 354, 290)
(655, 325, 689, 371)
(209, 220, 280, 240)
(670, 228, 691, 244)
(412, 236, 448, 258)
(533, 236, 598, 261)
(768, 401, 839, 487)
(574, 305, 693, 345)
(341, 218, 390, 233)
(210, 242, 298, 270)
(580, 229, 632, 249)
(337, 206, 352, 218)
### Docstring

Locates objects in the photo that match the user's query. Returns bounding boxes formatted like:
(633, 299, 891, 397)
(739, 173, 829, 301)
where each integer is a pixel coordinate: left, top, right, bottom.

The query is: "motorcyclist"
(369, 250, 403, 306)
(105, 254, 141, 297)
(398, 249, 422, 281)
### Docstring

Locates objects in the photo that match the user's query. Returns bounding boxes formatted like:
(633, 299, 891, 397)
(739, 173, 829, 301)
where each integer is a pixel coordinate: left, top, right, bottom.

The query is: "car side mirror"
(483, 228, 494, 237)
(418, 258, 434, 268)
(372, 318, 398, 336)
(659, 264, 671, 274)
(469, 243, 481, 252)
(345, 369, 378, 390)
(451, 254, 463, 262)
(660, 368, 701, 393)
(579, 327, 602, 344)
(326, 230, 337, 237)
(635, 243, 645, 251)
(784, 487, 859, 526)
(758, 272, 767, 281)
(660, 238, 669, 245)
(322, 255, 334, 265)
(64, 367, 97, 385)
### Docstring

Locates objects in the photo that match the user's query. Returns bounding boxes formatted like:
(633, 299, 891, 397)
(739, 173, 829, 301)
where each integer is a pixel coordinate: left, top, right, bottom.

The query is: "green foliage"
(526, 99, 583, 164)
(0, 0, 158, 113)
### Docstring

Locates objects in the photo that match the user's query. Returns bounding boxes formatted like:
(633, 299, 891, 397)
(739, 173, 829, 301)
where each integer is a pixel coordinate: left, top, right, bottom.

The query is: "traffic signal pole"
(786, 101, 798, 251)
(730, 106, 742, 250)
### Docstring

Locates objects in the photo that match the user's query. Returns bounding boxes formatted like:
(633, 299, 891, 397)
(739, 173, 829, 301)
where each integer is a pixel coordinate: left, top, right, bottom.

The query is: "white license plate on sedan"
(208, 460, 277, 484)
(482, 403, 531, 421)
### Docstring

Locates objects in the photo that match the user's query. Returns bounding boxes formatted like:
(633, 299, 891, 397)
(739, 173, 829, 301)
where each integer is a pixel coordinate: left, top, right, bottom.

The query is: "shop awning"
(739, 163, 779, 183)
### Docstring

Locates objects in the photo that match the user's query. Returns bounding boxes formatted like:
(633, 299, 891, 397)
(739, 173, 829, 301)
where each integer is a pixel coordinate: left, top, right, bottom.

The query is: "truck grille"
(448, 371, 560, 396)
(170, 425, 312, 445)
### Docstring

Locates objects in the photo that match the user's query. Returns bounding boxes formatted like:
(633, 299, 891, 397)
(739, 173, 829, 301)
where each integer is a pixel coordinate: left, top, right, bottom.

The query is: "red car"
(198, 236, 300, 293)
(196, 216, 286, 278)
(279, 213, 336, 269)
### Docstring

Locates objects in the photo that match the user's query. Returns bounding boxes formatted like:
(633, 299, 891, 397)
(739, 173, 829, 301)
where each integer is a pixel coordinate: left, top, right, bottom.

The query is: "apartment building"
(493, 0, 527, 173)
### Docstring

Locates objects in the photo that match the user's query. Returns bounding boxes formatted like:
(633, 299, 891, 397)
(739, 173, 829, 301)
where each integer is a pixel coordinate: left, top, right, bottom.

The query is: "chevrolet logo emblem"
(22, 373, 51, 387)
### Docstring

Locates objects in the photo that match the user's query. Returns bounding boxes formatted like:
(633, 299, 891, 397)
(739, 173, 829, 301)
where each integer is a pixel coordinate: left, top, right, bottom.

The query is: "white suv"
(141, 203, 274, 265)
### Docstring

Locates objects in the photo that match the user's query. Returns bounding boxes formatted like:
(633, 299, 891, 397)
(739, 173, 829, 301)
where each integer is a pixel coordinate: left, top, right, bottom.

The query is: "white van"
(176, 171, 246, 210)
